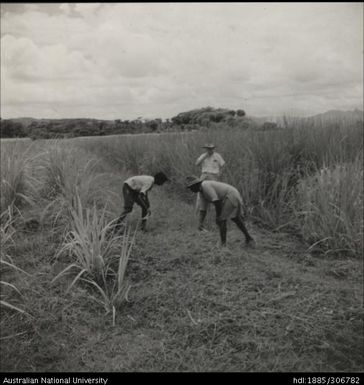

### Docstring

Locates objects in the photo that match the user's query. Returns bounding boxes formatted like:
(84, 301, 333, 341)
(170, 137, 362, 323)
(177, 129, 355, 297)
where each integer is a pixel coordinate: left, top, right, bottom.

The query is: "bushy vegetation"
(1, 107, 253, 140)
(0, 119, 26, 138)
(171, 106, 245, 126)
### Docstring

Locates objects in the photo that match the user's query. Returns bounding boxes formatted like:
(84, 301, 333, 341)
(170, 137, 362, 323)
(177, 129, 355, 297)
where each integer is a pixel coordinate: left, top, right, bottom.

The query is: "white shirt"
(196, 152, 225, 175)
(199, 180, 242, 211)
(125, 175, 154, 194)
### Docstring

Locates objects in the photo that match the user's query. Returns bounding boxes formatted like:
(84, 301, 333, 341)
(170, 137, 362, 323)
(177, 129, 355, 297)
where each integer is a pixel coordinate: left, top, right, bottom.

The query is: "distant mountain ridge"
(251, 109, 363, 126)
(308, 108, 363, 121)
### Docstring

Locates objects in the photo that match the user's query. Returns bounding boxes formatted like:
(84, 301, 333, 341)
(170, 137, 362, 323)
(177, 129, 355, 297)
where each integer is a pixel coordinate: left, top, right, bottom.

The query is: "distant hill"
(307, 109, 363, 123)
(251, 109, 363, 128)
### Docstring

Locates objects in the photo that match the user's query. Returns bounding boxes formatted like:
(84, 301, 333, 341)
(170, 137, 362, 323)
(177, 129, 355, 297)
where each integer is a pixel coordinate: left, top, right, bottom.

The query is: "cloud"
(0, 3, 363, 119)
(59, 3, 72, 15)
(1, 35, 94, 82)
(23, 4, 40, 12)
(74, 3, 103, 17)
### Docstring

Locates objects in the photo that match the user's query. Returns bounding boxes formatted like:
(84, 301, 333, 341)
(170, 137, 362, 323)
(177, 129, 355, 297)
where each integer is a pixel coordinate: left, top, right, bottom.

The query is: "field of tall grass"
(0, 119, 363, 372)
(77, 123, 363, 257)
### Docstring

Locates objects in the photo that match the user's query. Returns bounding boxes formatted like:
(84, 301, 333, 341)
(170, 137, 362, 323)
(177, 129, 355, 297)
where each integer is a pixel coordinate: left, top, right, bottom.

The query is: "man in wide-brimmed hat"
(195, 143, 225, 182)
(114, 172, 169, 233)
(195, 143, 226, 231)
(186, 176, 255, 248)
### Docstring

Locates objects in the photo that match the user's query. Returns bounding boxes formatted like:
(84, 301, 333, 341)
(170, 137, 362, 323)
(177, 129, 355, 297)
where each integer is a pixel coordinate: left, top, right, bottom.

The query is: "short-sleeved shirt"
(199, 180, 243, 212)
(124, 176, 154, 194)
(196, 152, 225, 175)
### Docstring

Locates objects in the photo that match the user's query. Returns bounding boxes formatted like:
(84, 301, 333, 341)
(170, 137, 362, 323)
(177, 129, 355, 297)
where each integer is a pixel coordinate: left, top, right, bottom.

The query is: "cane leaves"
(52, 194, 137, 325)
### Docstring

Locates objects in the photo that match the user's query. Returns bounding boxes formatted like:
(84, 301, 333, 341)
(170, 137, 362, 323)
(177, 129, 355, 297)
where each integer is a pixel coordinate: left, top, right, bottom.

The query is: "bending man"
(186, 176, 255, 248)
(115, 172, 169, 232)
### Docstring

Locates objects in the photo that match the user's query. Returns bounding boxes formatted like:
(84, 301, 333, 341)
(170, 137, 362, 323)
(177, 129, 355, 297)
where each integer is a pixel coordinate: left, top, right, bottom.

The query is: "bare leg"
(217, 220, 227, 246)
(115, 183, 134, 232)
(135, 194, 149, 232)
(198, 210, 207, 231)
(140, 206, 148, 232)
(232, 215, 254, 245)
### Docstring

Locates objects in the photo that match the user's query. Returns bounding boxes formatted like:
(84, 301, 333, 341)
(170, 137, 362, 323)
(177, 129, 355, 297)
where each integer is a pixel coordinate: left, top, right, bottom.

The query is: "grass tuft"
(296, 157, 363, 257)
(52, 194, 136, 325)
(0, 141, 41, 215)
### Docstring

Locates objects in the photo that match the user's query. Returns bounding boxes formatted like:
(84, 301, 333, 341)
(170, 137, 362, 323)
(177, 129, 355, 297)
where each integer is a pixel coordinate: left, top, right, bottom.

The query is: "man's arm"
(217, 153, 226, 166)
(195, 153, 207, 166)
(138, 192, 150, 210)
(138, 193, 152, 218)
(140, 178, 154, 194)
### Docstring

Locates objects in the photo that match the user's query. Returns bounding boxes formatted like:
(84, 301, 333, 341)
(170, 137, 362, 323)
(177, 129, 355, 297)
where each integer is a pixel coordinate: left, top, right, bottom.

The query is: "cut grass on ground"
(1, 185, 362, 372)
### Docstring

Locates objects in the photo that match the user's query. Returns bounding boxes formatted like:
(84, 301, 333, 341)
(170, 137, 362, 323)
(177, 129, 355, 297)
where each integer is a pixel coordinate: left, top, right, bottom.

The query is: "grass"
(79, 123, 363, 256)
(0, 141, 41, 215)
(0, 209, 31, 317)
(0, 121, 362, 371)
(2, 188, 360, 371)
(296, 157, 363, 257)
(82, 225, 135, 327)
(52, 193, 136, 326)
(38, 142, 109, 230)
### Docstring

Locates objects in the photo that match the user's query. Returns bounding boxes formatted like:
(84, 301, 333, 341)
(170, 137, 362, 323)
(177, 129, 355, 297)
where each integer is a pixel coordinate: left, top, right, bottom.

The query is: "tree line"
(0, 107, 279, 140)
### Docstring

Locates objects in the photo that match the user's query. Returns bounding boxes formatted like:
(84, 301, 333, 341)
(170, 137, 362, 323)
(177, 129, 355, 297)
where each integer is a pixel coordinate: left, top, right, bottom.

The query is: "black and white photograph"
(0, 2, 363, 376)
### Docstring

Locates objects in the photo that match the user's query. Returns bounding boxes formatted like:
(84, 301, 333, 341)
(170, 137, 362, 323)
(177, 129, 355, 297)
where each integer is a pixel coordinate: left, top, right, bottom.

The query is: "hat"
(186, 175, 203, 188)
(202, 143, 215, 149)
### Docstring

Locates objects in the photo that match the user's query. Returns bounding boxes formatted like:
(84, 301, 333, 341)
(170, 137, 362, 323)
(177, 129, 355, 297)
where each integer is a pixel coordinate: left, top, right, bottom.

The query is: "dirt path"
(1, 181, 363, 372)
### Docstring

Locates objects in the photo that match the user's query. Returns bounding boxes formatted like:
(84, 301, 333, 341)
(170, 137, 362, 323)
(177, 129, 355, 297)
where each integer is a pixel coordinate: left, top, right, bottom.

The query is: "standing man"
(195, 143, 225, 182)
(115, 172, 169, 232)
(186, 176, 255, 248)
(195, 144, 225, 231)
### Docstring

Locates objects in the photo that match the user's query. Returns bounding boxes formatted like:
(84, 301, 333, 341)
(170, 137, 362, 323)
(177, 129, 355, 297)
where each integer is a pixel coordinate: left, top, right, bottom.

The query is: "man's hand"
(141, 210, 151, 220)
(138, 192, 150, 210)
(196, 152, 209, 166)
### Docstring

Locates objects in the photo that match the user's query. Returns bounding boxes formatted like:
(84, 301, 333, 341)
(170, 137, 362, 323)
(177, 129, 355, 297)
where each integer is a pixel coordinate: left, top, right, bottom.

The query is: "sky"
(1, 2, 363, 120)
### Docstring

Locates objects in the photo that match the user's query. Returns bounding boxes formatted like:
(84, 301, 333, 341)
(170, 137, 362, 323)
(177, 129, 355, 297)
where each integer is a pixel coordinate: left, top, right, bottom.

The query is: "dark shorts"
(220, 196, 245, 221)
(200, 172, 220, 181)
(123, 183, 147, 210)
